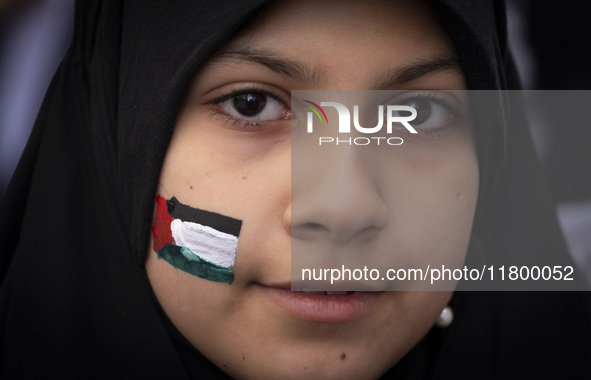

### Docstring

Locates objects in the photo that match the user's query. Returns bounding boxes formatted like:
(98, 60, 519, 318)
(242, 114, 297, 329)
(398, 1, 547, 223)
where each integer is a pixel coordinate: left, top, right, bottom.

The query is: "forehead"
(218, 0, 459, 87)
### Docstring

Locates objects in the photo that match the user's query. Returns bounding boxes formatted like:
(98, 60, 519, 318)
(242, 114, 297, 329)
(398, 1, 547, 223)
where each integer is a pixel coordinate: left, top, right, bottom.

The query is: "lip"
(257, 284, 382, 322)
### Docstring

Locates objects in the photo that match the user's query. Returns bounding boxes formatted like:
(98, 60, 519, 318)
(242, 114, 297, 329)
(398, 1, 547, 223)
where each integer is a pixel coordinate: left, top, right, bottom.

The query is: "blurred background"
(507, 0, 591, 283)
(0, 0, 74, 196)
(0, 0, 589, 281)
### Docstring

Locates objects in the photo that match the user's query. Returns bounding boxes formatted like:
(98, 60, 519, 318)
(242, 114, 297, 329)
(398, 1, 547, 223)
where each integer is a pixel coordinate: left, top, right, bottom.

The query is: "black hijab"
(1, 0, 589, 378)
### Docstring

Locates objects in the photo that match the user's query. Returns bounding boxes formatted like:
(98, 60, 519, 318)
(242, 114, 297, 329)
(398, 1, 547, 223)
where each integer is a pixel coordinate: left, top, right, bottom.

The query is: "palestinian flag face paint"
(152, 195, 242, 284)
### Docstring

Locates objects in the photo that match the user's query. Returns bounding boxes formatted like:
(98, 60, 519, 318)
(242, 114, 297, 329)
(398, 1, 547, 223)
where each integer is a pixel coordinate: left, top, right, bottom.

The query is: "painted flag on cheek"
(151, 195, 242, 284)
(152, 195, 174, 252)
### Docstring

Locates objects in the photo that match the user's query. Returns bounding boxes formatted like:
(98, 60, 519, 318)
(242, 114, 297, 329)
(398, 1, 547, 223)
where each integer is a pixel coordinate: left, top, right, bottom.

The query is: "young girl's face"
(146, 0, 478, 379)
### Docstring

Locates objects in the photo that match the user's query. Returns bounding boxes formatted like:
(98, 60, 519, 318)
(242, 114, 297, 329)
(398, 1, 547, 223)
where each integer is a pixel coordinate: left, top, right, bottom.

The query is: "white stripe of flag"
(170, 219, 238, 268)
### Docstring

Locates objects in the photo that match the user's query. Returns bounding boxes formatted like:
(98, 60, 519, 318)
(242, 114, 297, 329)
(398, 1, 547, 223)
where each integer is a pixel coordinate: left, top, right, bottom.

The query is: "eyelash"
(393, 91, 464, 138)
(208, 87, 290, 131)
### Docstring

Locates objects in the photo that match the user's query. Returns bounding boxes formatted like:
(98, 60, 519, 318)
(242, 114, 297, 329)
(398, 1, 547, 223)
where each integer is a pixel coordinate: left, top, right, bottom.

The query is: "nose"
(288, 147, 389, 244)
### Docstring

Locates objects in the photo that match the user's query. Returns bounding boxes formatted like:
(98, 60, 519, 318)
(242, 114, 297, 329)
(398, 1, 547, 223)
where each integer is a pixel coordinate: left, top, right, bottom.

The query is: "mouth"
(299, 290, 356, 295)
(257, 284, 382, 322)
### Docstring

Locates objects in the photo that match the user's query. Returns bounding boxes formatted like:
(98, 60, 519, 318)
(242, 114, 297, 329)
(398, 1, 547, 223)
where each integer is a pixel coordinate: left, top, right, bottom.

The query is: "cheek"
(145, 116, 293, 369)
(159, 118, 290, 210)
(155, 116, 292, 281)
(391, 143, 479, 234)
(378, 132, 479, 286)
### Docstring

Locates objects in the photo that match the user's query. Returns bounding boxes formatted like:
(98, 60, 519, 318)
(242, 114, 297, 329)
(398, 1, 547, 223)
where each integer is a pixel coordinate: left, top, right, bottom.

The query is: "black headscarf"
(1, 0, 589, 378)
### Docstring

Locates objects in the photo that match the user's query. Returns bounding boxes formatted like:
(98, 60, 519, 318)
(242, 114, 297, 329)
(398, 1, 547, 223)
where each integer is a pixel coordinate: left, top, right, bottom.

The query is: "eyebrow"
(210, 47, 323, 85)
(209, 47, 462, 88)
(374, 56, 463, 88)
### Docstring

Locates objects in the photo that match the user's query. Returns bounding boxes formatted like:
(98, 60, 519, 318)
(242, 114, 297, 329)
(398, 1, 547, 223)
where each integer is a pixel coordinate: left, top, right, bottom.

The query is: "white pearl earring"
(436, 306, 453, 328)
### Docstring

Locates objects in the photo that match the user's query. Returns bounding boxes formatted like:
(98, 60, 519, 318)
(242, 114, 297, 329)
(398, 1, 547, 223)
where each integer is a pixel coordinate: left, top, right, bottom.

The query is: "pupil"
(406, 99, 431, 124)
(233, 93, 267, 117)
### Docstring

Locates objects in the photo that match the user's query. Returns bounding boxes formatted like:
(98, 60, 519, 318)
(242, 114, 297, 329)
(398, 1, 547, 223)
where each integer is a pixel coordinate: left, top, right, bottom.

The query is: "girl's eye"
(385, 92, 463, 135)
(218, 92, 287, 121)
(400, 98, 452, 129)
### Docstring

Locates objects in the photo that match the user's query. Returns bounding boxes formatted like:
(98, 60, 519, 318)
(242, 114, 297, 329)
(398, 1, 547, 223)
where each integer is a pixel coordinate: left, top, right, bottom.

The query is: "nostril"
(306, 223, 324, 230)
(355, 226, 383, 242)
(291, 222, 331, 240)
